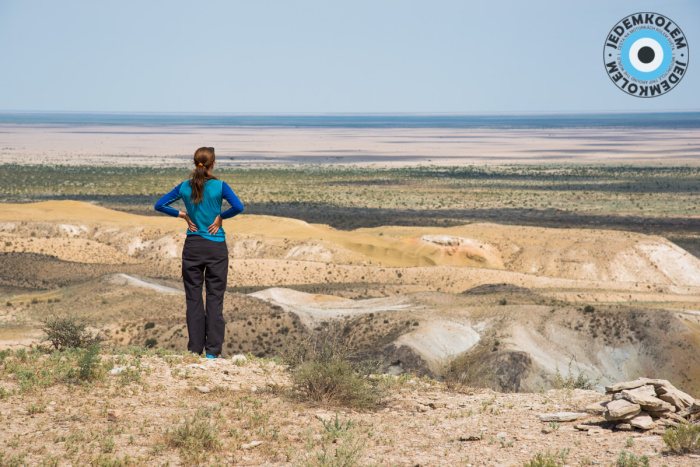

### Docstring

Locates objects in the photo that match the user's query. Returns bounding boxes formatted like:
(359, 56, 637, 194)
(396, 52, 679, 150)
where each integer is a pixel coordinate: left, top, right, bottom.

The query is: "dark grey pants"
(181, 235, 228, 355)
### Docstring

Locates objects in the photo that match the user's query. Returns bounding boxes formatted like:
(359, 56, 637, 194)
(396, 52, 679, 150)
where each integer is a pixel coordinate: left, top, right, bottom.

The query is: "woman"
(154, 147, 244, 358)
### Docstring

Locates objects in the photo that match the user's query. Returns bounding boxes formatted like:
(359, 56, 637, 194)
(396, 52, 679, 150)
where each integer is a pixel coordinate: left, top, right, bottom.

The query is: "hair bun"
(198, 162, 203, 166)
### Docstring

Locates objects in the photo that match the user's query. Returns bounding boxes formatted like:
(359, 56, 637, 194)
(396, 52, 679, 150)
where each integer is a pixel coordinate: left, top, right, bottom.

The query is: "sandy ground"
(0, 352, 696, 466)
(1, 124, 699, 166)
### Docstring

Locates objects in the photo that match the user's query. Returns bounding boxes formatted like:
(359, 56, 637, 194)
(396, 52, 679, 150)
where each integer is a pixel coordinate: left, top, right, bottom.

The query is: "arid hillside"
(1, 201, 700, 395)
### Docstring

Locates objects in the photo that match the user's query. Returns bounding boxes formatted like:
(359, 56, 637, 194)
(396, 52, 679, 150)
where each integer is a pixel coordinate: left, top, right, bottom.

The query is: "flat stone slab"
(629, 413, 655, 430)
(585, 401, 608, 415)
(621, 390, 674, 411)
(656, 386, 695, 409)
(605, 399, 641, 420)
(539, 412, 589, 422)
(606, 379, 652, 393)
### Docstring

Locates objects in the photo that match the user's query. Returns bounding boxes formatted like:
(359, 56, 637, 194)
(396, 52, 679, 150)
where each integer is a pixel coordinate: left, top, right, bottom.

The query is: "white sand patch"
(107, 273, 183, 294)
(0, 222, 16, 231)
(284, 244, 334, 262)
(126, 237, 153, 256)
(507, 325, 644, 390)
(635, 241, 700, 287)
(394, 320, 481, 368)
(249, 287, 411, 328)
(150, 236, 180, 259)
(59, 224, 87, 237)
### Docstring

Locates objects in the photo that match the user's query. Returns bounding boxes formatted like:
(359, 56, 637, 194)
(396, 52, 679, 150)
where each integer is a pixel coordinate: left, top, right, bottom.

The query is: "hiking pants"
(181, 235, 228, 355)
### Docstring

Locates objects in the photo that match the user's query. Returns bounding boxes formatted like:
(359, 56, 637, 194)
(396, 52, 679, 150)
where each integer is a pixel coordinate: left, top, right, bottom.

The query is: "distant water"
(0, 112, 698, 129)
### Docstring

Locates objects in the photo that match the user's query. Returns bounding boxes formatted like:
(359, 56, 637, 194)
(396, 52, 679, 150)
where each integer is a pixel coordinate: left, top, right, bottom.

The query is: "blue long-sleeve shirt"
(154, 179, 244, 242)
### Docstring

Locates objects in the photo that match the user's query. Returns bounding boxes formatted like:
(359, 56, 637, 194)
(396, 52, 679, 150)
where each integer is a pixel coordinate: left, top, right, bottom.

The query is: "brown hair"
(189, 147, 218, 204)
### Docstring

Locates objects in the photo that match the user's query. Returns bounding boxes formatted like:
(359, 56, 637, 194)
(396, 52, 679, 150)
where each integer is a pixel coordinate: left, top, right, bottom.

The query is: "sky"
(0, 0, 698, 113)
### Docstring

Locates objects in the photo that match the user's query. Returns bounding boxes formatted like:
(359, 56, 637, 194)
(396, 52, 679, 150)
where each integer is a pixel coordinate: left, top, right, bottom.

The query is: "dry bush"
(39, 313, 103, 351)
(283, 325, 386, 409)
(438, 346, 495, 391)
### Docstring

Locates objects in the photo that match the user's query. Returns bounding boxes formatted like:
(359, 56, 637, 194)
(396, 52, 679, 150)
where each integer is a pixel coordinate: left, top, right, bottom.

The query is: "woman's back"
(179, 179, 226, 240)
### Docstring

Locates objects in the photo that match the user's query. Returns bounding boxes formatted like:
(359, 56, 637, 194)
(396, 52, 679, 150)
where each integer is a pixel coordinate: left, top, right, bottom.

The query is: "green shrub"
(144, 322, 155, 330)
(615, 450, 650, 467)
(77, 344, 103, 381)
(663, 422, 700, 454)
(583, 305, 595, 313)
(39, 313, 103, 350)
(145, 338, 158, 348)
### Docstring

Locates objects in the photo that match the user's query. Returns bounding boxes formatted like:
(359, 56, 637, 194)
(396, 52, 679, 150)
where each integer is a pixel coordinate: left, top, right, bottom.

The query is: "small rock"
(539, 412, 589, 422)
(629, 413, 655, 430)
(109, 366, 126, 375)
(416, 405, 429, 413)
(575, 424, 599, 431)
(107, 409, 124, 422)
(459, 432, 483, 441)
(587, 428, 604, 436)
(496, 432, 508, 440)
(615, 423, 634, 431)
(194, 386, 211, 393)
(605, 399, 641, 420)
(241, 440, 262, 449)
(541, 427, 554, 434)
(428, 402, 447, 409)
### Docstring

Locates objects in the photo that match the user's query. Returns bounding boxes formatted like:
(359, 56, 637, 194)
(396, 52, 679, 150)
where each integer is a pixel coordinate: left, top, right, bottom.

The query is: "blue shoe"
(205, 354, 224, 359)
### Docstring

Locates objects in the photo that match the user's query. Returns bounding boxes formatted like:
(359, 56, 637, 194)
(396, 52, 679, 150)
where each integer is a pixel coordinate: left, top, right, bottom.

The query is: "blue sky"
(0, 0, 698, 113)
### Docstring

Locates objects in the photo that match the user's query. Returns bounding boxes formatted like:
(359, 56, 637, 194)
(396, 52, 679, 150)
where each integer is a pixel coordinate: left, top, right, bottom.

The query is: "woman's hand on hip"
(207, 215, 222, 235)
(178, 211, 197, 232)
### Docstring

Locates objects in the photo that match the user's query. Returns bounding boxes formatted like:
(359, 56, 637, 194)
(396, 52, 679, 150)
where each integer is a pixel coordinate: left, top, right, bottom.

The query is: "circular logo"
(604, 12, 689, 97)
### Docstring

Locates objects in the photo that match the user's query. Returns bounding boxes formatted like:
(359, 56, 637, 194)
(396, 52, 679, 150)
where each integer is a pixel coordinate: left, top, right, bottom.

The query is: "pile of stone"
(600, 378, 699, 431)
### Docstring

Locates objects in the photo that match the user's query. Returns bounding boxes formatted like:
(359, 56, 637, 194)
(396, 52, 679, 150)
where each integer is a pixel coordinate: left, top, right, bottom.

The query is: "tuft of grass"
(523, 448, 569, 467)
(548, 358, 599, 390)
(39, 313, 103, 351)
(144, 338, 158, 348)
(614, 450, 650, 467)
(662, 422, 700, 454)
(299, 427, 365, 467)
(316, 413, 355, 438)
(164, 409, 221, 464)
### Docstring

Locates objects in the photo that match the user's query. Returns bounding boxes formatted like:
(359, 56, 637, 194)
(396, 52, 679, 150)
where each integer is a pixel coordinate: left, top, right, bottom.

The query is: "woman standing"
(154, 147, 244, 358)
